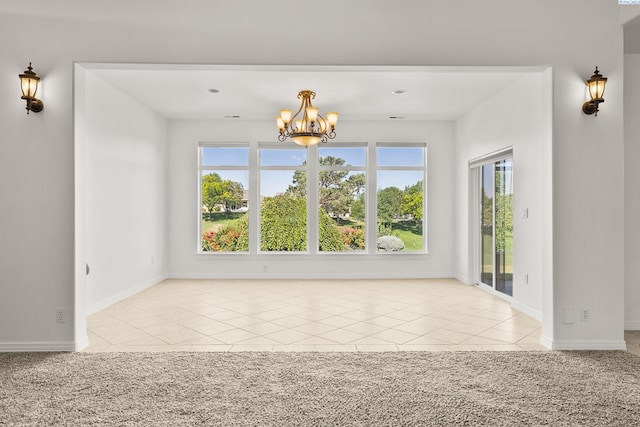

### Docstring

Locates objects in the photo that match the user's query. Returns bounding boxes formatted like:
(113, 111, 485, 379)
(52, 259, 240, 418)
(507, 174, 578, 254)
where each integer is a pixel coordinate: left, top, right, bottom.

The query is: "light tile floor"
(626, 331, 640, 357)
(83, 278, 639, 353)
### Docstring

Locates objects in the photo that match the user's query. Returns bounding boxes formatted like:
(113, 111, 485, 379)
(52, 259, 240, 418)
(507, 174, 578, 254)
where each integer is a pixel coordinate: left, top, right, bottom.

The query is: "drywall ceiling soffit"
(83, 64, 543, 122)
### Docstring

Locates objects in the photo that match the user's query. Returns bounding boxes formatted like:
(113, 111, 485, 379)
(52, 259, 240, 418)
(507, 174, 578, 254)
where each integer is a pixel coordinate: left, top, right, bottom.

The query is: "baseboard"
(74, 335, 90, 351)
(87, 273, 168, 315)
(0, 341, 77, 352)
(474, 282, 512, 302)
(169, 272, 456, 280)
(624, 320, 640, 330)
(542, 339, 627, 351)
(453, 274, 473, 285)
(539, 334, 553, 350)
(511, 300, 541, 322)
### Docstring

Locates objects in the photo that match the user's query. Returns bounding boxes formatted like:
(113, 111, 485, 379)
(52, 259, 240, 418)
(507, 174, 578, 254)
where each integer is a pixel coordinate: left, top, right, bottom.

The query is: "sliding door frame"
(469, 147, 513, 301)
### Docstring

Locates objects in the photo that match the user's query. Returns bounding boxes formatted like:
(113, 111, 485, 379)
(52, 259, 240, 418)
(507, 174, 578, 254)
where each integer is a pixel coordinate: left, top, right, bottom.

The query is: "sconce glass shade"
(582, 67, 607, 116)
(18, 63, 44, 114)
(20, 74, 39, 99)
(586, 68, 607, 102)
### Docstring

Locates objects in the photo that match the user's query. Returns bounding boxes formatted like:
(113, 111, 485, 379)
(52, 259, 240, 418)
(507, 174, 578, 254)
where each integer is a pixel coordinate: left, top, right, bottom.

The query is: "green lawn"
(482, 232, 513, 274)
(390, 220, 423, 252)
(330, 217, 424, 252)
(333, 216, 364, 229)
(202, 212, 246, 233)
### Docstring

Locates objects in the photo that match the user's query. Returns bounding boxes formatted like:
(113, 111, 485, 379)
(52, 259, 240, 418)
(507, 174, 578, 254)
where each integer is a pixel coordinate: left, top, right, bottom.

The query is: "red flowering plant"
(201, 222, 248, 252)
(340, 227, 365, 250)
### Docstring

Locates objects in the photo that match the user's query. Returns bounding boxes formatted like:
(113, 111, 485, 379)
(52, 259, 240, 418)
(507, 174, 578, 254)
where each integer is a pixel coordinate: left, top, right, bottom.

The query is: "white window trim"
(198, 142, 250, 254)
(258, 144, 309, 254)
(198, 141, 429, 256)
(375, 142, 428, 253)
(468, 146, 513, 169)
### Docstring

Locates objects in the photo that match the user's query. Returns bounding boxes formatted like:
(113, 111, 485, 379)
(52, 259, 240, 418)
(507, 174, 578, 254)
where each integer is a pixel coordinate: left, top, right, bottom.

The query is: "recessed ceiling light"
(392, 90, 408, 95)
(224, 115, 240, 119)
(208, 89, 220, 93)
(389, 116, 405, 120)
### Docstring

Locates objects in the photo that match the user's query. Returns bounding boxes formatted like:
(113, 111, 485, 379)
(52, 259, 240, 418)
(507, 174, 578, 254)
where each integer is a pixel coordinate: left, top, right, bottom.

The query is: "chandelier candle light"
(277, 90, 338, 147)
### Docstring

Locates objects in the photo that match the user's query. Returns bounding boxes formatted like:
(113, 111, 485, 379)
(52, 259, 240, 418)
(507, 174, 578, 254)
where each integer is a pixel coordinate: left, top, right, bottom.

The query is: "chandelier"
(276, 90, 338, 147)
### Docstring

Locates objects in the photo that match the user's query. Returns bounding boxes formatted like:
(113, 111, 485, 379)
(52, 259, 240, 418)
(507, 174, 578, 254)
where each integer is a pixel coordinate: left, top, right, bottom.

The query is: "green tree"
(481, 189, 493, 228)
(259, 193, 345, 251)
(351, 193, 365, 220)
(495, 193, 513, 253)
(402, 192, 423, 221)
(318, 156, 349, 215)
(201, 173, 244, 217)
(377, 186, 403, 222)
(287, 156, 365, 217)
(260, 194, 307, 251)
(318, 211, 344, 251)
(344, 172, 366, 212)
(401, 181, 423, 221)
(481, 169, 512, 254)
(287, 169, 307, 198)
(403, 181, 422, 195)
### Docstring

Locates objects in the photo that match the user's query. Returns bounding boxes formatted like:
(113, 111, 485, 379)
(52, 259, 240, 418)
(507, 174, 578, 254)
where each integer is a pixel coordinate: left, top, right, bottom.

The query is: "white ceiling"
(85, 64, 539, 122)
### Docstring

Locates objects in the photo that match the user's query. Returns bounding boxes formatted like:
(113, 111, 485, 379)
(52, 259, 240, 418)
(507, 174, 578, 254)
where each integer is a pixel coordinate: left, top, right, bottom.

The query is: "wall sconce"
(582, 67, 607, 117)
(18, 63, 44, 114)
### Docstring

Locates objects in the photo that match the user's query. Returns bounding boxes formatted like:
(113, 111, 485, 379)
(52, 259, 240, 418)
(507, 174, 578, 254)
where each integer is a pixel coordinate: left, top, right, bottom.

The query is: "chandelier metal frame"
(276, 90, 338, 146)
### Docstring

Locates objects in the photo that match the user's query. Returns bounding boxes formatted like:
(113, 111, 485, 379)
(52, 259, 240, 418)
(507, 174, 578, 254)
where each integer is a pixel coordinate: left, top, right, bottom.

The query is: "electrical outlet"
(580, 307, 590, 322)
(56, 309, 65, 323)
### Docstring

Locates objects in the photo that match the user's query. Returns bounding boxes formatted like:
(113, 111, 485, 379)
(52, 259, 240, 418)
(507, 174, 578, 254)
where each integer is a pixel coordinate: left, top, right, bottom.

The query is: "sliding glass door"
(480, 165, 494, 287)
(479, 158, 513, 297)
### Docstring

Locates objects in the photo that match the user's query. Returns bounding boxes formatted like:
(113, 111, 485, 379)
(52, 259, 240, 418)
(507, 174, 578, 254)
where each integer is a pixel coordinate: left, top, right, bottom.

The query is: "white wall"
(168, 120, 455, 278)
(83, 71, 168, 314)
(454, 73, 549, 321)
(625, 54, 640, 330)
(0, 0, 626, 350)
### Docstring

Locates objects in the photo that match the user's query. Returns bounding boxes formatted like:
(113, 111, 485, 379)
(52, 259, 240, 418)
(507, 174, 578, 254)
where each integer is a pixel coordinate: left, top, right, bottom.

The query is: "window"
(259, 147, 307, 252)
(376, 145, 426, 252)
(199, 145, 249, 252)
(318, 146, 366, 252)
(198, 142, 427, 254)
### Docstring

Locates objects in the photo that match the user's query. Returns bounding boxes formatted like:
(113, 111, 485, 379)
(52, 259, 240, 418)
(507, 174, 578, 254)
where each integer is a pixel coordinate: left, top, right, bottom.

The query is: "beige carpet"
(1, 351, 639, 426)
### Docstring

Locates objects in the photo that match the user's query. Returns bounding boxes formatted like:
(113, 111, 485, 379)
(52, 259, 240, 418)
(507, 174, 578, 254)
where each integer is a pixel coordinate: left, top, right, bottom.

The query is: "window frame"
(258, 143, 309, 254)
(317, 143, 368, 253)
(197, 141, 428, 256)
(374, 143, 428, 254)
(198, 142, 250, 254)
